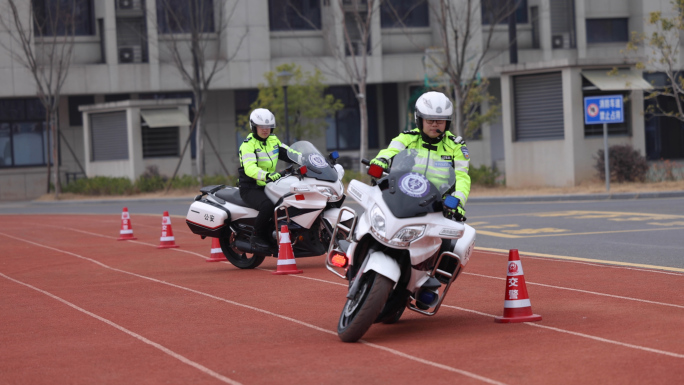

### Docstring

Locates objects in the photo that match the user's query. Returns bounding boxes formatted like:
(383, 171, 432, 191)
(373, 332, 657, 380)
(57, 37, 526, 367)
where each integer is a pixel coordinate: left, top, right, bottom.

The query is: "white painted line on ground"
(0, 231, 507, 385)
(0, 271, 242, 385)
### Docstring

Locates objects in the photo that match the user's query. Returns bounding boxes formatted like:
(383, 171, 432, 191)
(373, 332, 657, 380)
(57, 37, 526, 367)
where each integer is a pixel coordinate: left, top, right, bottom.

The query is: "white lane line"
(443, 305, 684, 359)
(0, 271, 242, 385)
(463, 272, 684, 310)
(476, 247, 684, 274)
(0, 231, 506, 385)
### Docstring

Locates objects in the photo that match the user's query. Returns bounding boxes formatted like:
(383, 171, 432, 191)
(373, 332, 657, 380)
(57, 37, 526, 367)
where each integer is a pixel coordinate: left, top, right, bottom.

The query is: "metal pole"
(283, 85, 290, 144)
(603, 122, 610, 192)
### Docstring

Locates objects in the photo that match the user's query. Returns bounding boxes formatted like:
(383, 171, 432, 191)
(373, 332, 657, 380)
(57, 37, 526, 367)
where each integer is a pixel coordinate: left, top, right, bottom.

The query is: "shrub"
(646, 159, 684, 182)
(135, 166, 165, 193)
(594, 145, 648, 182)
(469, 164, 500, 186)
(62, 176, 135, 195)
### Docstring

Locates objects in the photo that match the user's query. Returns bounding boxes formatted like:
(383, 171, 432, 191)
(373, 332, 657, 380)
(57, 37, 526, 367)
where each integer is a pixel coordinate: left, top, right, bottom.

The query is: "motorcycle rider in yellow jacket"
(238, 108, 298, 251)
(371, 91, 471, 221)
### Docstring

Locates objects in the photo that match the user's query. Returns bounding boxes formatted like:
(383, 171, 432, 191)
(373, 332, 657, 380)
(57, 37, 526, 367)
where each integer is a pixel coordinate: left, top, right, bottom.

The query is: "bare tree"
(154, 0, 246, 190)
(423, 0, 519, 138)
(288, 0, 375, 173)
(0, 0, 80, 197)
(623, 0, 684, 122)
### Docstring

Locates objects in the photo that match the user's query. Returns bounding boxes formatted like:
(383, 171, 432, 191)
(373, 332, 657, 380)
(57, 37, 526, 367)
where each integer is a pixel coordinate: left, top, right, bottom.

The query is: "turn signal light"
(300, 166, 307, 175)
(330, 252, 348, 268)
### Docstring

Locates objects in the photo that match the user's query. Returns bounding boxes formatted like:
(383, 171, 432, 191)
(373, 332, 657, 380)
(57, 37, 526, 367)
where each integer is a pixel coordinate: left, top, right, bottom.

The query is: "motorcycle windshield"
(381, 148, 456, 218)
(286, 141, 338, 182)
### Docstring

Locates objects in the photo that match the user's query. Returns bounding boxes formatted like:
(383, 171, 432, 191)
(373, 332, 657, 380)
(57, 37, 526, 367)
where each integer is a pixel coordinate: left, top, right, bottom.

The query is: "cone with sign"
(206, 237, 225, 262)
(157, 211, 179, 249)
(495, 249, 542, 323)
(272, 225, 302, 275)
(117, 207, 137, 241)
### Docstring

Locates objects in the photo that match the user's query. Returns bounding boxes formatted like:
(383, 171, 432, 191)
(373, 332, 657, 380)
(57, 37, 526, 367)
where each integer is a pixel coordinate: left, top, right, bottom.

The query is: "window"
(380, 0, 429, 28)
(325, 86, 378, 151)
(68, 95, 95, 126)
(233, 89, 259, 151)
(269, 0, 321, 31)
(142, 126, 179, 158)
(0, 98, 51, 168)
(481, 0, 528, 25)
(586, 18, 628, 43)
(157, 0, 214, 34)
(140, 92, 196, 157)
(32, 0, 94, 36)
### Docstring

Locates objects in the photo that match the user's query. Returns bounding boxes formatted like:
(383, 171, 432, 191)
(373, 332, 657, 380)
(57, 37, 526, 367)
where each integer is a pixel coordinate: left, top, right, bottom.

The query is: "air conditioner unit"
(118, 46, 143, 63)
(552, 35, 564, 49)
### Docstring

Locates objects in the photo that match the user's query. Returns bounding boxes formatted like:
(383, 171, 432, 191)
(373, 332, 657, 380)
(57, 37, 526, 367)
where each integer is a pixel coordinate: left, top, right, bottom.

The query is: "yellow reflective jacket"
(375, 128, 471, 204)
(238, 134, 293, 188)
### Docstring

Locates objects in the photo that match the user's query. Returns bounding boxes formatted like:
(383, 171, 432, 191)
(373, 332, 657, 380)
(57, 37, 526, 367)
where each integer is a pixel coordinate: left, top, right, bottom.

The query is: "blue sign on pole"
(584, 95, 624, 125)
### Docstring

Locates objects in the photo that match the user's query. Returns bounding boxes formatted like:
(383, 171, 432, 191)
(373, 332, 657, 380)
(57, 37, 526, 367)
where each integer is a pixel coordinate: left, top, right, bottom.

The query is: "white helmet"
(249, 108, 276, 136)
(414, 91, 453, 133)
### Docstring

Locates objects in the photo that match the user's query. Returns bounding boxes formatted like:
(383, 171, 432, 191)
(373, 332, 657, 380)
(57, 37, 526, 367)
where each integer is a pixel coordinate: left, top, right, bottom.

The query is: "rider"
(238, 108, 297, 251)
(370, 91, 471, 221)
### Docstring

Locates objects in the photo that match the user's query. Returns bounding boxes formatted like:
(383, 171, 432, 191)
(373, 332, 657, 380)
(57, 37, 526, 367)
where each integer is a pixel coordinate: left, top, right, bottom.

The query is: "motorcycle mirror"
(444, 195, 459, 209)
(368, 164, 384, 178)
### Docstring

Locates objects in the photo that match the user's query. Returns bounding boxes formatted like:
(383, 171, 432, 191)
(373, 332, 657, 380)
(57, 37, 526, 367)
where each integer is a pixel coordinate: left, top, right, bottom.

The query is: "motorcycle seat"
(215, 188, 250, 207)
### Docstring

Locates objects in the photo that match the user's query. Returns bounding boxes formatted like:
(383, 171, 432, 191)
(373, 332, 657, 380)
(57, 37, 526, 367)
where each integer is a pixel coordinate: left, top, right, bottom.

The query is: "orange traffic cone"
(272, 225, 302, 275)
(206, 237, 225, 262)
(117, 207, 137, 241)
(157, 211, 179, 249)
(495, 249, 542, 323)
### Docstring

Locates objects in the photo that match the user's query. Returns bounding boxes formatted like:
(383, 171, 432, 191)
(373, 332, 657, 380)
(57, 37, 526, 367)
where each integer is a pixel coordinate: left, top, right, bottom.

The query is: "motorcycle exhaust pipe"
(233, 239, 256, 254)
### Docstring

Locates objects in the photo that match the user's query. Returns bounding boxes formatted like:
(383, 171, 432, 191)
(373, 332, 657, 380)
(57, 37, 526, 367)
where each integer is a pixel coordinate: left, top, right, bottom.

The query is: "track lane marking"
(0, 231, 507, 385)
(442, 305, 684, 359)
(0, 272, 242, 385)
(8, 223, 684, 361)
(476, 247, 684, 273)
(479, 226, 684, 239)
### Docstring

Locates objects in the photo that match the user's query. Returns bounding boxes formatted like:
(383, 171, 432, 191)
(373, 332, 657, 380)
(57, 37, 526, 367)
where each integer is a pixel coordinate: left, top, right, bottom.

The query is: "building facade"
(0, 0, 681, 200)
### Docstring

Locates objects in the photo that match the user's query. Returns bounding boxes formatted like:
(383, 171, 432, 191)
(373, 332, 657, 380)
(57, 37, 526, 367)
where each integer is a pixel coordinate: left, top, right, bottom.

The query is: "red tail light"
(295, 194, 305, 201)
(368, 164, 384, 178)
(330, 252, 348, 268)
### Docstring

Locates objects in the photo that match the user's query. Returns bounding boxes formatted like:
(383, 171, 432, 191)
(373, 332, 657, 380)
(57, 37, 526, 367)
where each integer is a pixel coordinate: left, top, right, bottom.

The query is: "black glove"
(443, 196, 466, 222)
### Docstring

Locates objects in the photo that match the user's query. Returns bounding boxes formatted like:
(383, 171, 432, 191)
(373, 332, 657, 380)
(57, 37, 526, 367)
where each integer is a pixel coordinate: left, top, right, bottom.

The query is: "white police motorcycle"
(325, 149, 476, 342)
(186, 141, 351, 269)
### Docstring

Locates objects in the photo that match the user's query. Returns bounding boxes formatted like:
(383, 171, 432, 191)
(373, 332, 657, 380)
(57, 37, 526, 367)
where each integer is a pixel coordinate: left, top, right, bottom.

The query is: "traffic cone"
(495, 249, 542, 323)
(272, 225, 302, 275)
(117, 207, 137, 241)
(206, 237, 225, 262)
(157, 211, 179, 249)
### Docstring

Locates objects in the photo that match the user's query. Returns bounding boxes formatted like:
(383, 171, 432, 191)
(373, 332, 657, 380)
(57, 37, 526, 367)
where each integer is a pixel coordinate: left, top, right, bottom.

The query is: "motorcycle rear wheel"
(337, 271, 393, 342)
(219, 231, 266, 269)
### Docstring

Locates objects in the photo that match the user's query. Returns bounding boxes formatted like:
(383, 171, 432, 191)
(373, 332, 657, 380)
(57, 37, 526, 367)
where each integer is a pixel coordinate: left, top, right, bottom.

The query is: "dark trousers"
(239, 187, 275, 239)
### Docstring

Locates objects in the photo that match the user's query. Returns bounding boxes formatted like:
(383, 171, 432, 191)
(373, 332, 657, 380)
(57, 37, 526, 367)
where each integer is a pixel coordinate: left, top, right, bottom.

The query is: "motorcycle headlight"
(316, 186, 341, 201)
(369, 205, 386, 238)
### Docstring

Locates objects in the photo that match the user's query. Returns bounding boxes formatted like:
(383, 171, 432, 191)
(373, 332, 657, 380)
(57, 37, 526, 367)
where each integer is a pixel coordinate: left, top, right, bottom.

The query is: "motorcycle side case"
(185, 200, 230, 237)
(453, 223, 476, 267)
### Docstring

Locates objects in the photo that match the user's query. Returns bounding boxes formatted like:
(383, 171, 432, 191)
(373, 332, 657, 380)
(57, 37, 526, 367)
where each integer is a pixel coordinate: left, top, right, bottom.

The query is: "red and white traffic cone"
(157, 211, 179, 249)
(206, 237, 225, 262)
(495, 249, 542, 323)
(272, 225, 302, 275)
(117, 207, 137, 241)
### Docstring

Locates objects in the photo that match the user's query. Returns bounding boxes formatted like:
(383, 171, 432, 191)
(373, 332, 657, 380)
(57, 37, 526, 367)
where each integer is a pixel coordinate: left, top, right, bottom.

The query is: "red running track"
(0, 214, 683, 385)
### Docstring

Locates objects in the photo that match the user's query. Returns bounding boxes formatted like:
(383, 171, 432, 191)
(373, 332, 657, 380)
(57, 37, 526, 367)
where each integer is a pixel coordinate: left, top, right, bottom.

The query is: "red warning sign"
(587, 103, 599, 117)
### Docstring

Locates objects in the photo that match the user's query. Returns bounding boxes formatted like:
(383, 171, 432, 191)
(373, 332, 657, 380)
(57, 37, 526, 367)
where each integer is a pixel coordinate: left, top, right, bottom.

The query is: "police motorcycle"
(185, 141, 351, 269)
(325, 148, 476, 342)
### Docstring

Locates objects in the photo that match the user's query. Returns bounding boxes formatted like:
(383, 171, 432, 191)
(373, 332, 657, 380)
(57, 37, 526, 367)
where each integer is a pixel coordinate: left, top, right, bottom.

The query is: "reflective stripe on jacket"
(238, 134, 292, 188)
(375, 128, 471, 204)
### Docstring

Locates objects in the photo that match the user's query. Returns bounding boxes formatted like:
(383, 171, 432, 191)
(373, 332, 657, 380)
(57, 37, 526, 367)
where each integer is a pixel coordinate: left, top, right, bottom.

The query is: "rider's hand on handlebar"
(443, 196, 466, 222)
(267, 172, 281, 182)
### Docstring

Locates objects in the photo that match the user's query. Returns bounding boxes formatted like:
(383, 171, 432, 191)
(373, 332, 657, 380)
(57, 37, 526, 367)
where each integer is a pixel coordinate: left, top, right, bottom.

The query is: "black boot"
(250, 235, 271, 253)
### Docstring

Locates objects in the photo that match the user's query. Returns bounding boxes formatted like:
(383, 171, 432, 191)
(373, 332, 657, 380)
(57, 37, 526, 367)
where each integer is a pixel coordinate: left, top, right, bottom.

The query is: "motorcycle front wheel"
(337, 271, 393, 342)
(219, 230, 266, 269)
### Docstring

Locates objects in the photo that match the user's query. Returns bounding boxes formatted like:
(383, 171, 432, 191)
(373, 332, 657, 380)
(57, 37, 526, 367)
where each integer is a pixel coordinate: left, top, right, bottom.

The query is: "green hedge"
(63, 174, 238, 196)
